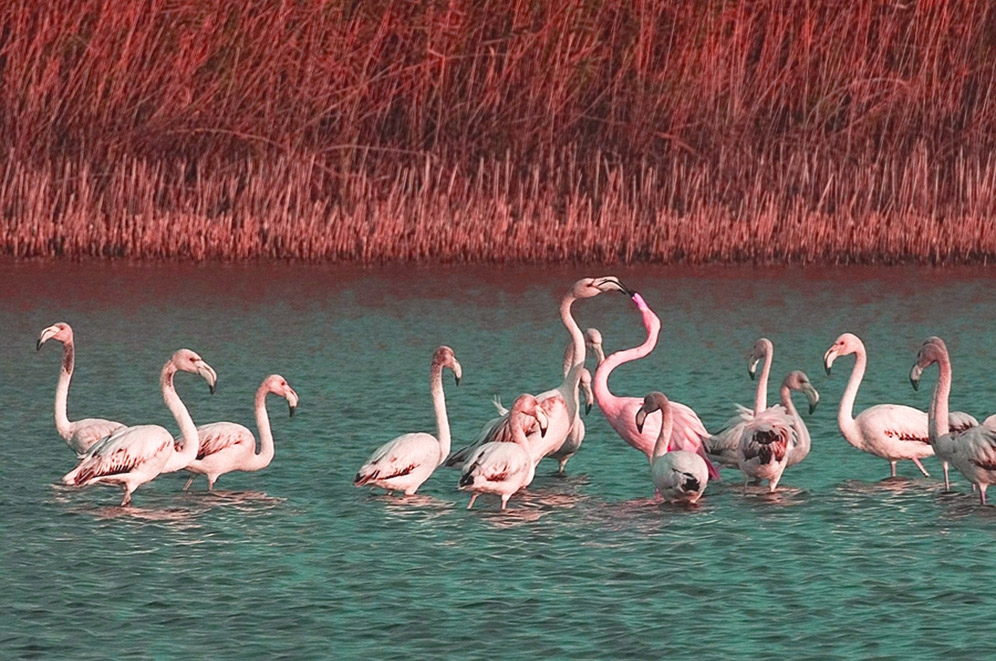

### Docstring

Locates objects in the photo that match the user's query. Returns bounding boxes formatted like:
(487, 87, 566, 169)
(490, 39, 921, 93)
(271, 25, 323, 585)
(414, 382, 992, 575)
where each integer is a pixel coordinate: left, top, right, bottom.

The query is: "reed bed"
(3, 0, 996, 263)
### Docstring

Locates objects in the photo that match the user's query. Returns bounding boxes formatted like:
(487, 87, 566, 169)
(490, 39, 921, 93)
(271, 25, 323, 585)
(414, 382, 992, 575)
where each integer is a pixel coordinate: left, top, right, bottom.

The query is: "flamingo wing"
(461, 442, 529, 484)
(70, 418, 126, 451)
(858, 404, 930, 445)
(65, 425, 172, 485)
(356, 433, 439, 483)
(949, 410, 980, 434)
(706, 405, 755, 467)
(740, 409, 792, 464)
(193, 422, 254, 460)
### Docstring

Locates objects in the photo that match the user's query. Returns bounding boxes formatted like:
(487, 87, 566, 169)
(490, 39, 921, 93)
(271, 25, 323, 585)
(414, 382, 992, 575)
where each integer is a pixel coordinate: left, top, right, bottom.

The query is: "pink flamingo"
(824, 333, 977, 478)
(61, 349, 218, 506)
(182, 374, 299, 491)
(459, 394, 549, 510)
(586, 294, 719, 479)
(911, 337, 996, 501)
(781, 371, 820, 467)
(354, 346, 462, 495)
(36, 322, 125, 453)
(636, 392, 709, 504)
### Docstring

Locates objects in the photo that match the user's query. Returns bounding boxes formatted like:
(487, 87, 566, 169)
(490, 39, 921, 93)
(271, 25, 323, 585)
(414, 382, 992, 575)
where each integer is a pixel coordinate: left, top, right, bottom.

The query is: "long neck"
(930, 353, 952, 441)
(780, 383, 798, 419)
(838, 346, 866, 439)
(559, 293, 586, 418)
(430, 363, 451, 465)
(651, 405, 674, 462)
(511, 412, 531, 447)
(593, 300, 660, 410)
(162, 364, 200, 468)
(54, 339, 74, 439)
(561, 342, 575, 379)
(245, 385, 276, 471)
(753, 346, 773, 413)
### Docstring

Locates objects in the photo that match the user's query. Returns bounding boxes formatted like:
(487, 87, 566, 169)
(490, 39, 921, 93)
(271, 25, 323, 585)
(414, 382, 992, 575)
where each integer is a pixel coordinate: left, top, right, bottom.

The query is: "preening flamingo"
(61, 349, 217, 506)
(459, 394, 549, 510)
(824, 333, 977, 478)
(182, 374, 299, 491)
(911, 337, 996, 502)
(354, 346, 461, 495)
(36, 322, 125, 453)
(586, 294, 719, 479)
(449, 276, 634, 469)
(636, 392, 709, 504)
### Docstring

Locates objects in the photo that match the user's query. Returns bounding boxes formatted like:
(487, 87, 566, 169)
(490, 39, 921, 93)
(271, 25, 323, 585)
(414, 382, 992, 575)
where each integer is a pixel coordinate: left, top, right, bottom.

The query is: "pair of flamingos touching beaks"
(38, 323, 299, 506)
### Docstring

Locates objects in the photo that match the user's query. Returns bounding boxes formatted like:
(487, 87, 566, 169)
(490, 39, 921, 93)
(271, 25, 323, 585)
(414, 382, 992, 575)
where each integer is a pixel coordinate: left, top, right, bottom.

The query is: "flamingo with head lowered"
(182, 374, 299, 491)
(61, 349, 218, 506)
(910, 337, 996, 501)
(36, 322, 125, 453)
(586, 294, 719, 480)
(354, 346, 461, 496)
(636, 392, 709, 504)
(824, 333, 977, 478)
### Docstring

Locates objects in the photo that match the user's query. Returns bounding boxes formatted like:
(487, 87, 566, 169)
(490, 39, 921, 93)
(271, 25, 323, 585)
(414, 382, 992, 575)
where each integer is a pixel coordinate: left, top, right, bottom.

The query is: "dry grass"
(3, 0, 996, 263)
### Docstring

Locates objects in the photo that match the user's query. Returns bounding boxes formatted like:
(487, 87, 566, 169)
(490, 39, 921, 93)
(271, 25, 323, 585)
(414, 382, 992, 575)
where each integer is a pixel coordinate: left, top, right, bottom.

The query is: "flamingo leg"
(207, 477, 216, 491)
(501, 495, 509, 510)
(183, 476, 195, 491)
(466, 493, 478, 509)
(557, 459, 568, 475)
(889, 461, 897, 478)
(120, 487, 132, 507)
(911, 458, 930, 478)
(942, 463, 951, 491)
(980, 484, 988, 506)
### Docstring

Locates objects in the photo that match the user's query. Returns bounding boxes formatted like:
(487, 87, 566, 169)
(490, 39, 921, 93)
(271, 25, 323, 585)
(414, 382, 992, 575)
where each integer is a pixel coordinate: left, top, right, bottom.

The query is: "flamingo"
(36, 322, 125, 453)
(636, 392, 709, 504)
(61, 349, 218, 506)
(910, 337, 996, 501)
(781, 371, 820, 467)
(586, 294, 719, 479)
(354, 346, 461, 495)
(824, 333, 977, 478)
(448, 276, 634, 470)
(182, 374, 299, 491)
(458, 394, 549, 510)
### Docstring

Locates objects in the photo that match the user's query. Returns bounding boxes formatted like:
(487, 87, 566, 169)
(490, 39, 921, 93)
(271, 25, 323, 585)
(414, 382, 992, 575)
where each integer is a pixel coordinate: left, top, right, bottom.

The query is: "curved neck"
(245, 385, 276, 471)
(430, 363, 451, 465)
(593, 300, 660, 409)
(54, 340, 75, 439)
(561, 342, 575, 379)
(753, 346, 773, 413)
(560, 293, 586, 384)
(780, 383, 798, 419)
(162, 363, 200, 469)
(930, 353, 952, 441)
(838, 346, 866, 438)
(651, 404, 674, 462)
(511, 411, 531, 447)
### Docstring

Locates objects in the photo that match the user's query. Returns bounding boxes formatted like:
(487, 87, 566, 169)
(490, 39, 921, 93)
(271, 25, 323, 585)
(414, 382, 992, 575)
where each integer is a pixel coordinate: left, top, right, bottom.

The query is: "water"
(2, 261, 996, 658)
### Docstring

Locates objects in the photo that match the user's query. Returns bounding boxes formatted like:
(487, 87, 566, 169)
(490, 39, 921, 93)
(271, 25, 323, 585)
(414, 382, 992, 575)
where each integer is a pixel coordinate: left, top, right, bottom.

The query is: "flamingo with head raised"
(182, 374, 299, 491)
(910, 337, 996, 501)
(636, 392, 709, 504)
(354, 346, 461, 496)
(781, 370, 820, 467)
(36, 322, 125, 453)
(61, 349, 217, 506)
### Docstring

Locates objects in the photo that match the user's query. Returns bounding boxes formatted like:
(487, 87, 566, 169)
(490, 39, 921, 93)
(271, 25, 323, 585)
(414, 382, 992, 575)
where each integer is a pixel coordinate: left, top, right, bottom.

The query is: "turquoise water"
(3, 261, 996, 658)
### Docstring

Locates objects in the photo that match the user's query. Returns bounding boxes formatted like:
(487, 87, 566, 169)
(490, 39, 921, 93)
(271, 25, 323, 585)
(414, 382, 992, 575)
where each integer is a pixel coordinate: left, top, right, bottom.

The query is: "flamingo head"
(747, 337, 773, 380)
(635, 391, 669, 434)
(432, 345, 462, 385)
(36, 322, 73, 350)
(910, 336, 946, 391)
(171, 349, 218, 394)
(823, 332, 862, 375)
(510, 394, 549, 437)
(263, 374, 299, 416)
(579, 368, 593, 415)
(783, 370, 819, 414)
(584, 328, 605, 364)
(570, 276, 634, 300)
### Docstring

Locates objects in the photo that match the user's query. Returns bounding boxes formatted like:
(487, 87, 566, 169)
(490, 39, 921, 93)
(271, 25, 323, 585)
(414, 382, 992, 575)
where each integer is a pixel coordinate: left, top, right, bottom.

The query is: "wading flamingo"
(449, 277, 634, 469)
(782, 371, 820, 467)
(911, 337, 996, 501)
(824, 333, 977, 478)
(354, 346, 461, 495)
(36, 322, 125, 453)
(736, 406, 793, 492)
(586, 294, 718, 479)
(459, 394, 549, 510)
(636, 392, 709, 504)
(61, 350, 217, 506)
(182, 374, 299, 491)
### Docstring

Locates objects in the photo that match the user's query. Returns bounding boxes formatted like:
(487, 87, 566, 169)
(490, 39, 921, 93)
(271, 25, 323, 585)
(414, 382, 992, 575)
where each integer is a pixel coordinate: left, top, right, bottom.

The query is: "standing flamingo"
(459, 394, 549, 510)
(61, 349, 217, 506)
(781, 371, 820, 467)
(910, 337, 996, 501)
(36, 322, 125, 453)
(736, 406, 793, 492)
(354, 346, 461, 495)
(182, 374, 299, 491)
(824, 333, 976, 478)
(636, 392, 709, 504)
(586, 294, 719, 478)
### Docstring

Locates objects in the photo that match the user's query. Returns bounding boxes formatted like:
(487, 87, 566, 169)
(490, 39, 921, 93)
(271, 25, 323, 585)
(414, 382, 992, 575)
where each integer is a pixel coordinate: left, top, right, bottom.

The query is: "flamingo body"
(737, 408, 793, 491)
(459, 441, 536, 509)
(652, 450, 708, 504)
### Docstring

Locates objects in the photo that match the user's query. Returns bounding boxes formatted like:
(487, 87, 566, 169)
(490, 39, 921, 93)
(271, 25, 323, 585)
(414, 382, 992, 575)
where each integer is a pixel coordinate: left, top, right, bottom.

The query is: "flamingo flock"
(35, 276, 996, 510)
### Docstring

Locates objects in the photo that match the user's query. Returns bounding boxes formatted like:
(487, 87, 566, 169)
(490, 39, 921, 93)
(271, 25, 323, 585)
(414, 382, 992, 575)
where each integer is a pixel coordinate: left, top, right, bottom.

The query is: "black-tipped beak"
(636, 420, 644, 434)
(454, 375, 461, 386)
(586, 401, 592, 415)
(749, 366, 756, 381)
(617, 279, 636, 296)
(209, 383, 217, 395)
(824, 363, 832, 376)
(35, 339, 42, 351)
(809, 401, 817, 415)
(289, 404, 297, 418)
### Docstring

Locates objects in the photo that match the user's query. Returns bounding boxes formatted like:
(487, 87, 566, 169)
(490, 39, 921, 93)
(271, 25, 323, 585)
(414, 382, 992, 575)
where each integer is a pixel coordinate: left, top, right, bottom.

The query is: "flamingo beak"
(910, 363, 923, 391)
(803, 384, 820, 415)
(36, 325, 59, 351)
(748, 357, 760, 381)
(635, 408, 647, 434)
(586, 401, 592, 415)
(197, 362, 218, 394)
(452, 360, 462, 386)
(287, 388, 299, 417)
(596, 276, 635, 296)
(535, 408, 549, 437)
(823, 348, 837, 376)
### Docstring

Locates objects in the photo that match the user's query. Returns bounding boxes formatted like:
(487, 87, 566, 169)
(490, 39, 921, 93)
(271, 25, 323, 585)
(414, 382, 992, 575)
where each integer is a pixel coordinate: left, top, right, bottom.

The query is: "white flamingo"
(61, 349, 218, 506)
(354, 346, 461, 495)
(782, 371, 819, 467)
(459, 394, 550, 510)
(182, 374, 299, 491)
(636, 392, 709, 504)
(36, 322, 125, 453)
(824, 333, 977, 478)
(911, 336, 996, 501)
